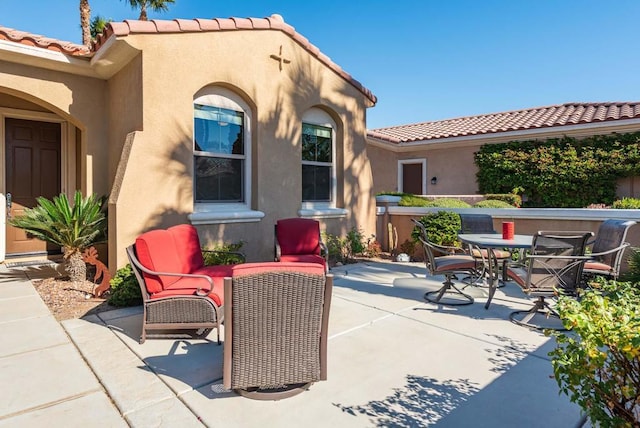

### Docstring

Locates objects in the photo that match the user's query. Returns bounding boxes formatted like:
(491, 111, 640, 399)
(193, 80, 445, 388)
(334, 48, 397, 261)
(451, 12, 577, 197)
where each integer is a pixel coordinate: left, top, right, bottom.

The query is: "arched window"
(190, 87, 263, 224)
(193, 87, 251, 208)
(301, 108, 336, 208)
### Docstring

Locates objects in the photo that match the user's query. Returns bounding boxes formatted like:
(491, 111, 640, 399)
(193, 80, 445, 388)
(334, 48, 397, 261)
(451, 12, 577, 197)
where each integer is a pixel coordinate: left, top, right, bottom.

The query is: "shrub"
(475, 132, 640, 207)
(108, 264, 142, 307)
(428, 198, 472, 208)
(620, 247, 640, 283)
(398, 239, 417, 258)
(399, 195, 435, 207)
(202, 241, 245, 265)
(411, 211, 461, 247)
(549, 281, 640, 426)
(612, 197, 640, 209)
(473, 199, 514, 208)
(484, 193, 521, 207)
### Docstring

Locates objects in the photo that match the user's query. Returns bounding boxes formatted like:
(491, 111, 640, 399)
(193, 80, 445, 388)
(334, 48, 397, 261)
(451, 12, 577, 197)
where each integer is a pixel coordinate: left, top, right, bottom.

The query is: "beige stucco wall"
(0, 60, 109, 197)
(108, 30, 376, 269)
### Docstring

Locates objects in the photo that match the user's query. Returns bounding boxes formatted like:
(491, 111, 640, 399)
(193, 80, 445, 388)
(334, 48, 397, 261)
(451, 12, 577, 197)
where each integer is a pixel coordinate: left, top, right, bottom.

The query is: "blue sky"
(2, 1, 640, 129)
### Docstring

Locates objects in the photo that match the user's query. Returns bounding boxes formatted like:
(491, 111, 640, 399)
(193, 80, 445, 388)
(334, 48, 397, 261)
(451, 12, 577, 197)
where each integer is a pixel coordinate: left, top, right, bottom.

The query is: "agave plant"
(9, 191, 106, 282)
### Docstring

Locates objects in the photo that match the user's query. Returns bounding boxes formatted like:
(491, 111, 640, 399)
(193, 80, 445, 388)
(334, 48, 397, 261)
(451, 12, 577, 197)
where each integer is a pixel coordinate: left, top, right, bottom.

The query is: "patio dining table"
(458, 233, 533, 309)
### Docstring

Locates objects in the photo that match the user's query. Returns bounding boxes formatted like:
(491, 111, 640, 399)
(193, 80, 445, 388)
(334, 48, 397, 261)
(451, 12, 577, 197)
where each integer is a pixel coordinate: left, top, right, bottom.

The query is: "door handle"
(6, 192, 11, 219)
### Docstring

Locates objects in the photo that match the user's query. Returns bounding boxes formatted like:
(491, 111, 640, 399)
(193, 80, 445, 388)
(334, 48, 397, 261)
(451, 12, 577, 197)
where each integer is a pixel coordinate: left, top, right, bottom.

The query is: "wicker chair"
(223, 262, 332, 400)
(275, 218, 328, 271)
(412, 218, 479, 305)
(126, 224, 244, 344)
(507, 230, 593, 330)
(583, 219, 636, 280)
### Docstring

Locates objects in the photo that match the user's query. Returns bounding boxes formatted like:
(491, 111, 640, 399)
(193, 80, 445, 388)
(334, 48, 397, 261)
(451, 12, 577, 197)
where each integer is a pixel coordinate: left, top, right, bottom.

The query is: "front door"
(402, 162, 424, 195)
(5, 118, 61, 255)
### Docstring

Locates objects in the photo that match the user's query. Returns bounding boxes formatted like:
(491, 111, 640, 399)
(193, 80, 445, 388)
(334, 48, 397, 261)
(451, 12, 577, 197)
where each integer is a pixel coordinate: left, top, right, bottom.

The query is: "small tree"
(9, 191, 106, 282)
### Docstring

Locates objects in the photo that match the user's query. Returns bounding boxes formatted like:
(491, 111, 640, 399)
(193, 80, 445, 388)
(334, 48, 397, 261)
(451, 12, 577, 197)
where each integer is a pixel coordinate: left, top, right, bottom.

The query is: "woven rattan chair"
(412, 218, 479, 306)
(223, 262, 332, 400)
(275, 218, 329, 271)
(126, 224, 244, 344)
(507, 230, 593, 330)
(583, 219, 636, 280)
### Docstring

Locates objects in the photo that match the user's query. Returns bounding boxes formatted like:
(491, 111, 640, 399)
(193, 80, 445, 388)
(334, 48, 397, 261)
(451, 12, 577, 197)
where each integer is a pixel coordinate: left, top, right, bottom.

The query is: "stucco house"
(0, 14, 377, 270)
(367, 102, 640, 197)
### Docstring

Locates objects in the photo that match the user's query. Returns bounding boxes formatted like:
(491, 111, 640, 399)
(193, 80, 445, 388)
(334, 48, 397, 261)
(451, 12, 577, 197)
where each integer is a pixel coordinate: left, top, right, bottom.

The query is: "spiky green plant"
(9, 191, 106, 282)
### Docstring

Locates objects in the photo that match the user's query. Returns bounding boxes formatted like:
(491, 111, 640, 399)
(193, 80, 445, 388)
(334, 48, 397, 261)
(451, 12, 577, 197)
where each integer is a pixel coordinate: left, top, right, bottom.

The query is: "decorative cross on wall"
(270, 45, 291, 71)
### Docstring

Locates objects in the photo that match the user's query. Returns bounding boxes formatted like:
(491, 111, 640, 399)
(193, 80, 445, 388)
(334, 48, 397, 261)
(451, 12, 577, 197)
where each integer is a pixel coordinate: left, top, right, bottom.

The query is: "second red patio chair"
(274, 218, 328, 270)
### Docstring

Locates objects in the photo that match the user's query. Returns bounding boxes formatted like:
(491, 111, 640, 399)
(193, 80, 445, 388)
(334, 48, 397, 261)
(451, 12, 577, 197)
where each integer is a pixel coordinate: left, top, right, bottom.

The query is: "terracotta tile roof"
(368, 102, 640, 144)
(0, 26, 90, 56)
(94, 14, 376, 103)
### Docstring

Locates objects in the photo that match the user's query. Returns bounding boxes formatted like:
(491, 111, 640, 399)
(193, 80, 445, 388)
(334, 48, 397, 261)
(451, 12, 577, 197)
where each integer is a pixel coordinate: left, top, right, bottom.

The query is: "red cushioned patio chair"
(126, 224, 244, 344)
(274, 218, 328, 271)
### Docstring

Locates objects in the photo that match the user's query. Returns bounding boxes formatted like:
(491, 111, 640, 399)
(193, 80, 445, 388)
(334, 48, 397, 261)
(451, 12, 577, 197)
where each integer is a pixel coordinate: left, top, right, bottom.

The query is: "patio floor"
(0, 260, 584, 427)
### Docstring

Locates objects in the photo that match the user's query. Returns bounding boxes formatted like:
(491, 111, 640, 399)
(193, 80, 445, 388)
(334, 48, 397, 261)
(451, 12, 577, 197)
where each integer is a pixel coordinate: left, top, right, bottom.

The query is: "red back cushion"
(232, 261, 325, 277)
(135, 225, 204, 293)
(168, 224, 204, 272)
(276, 218, 321, 256)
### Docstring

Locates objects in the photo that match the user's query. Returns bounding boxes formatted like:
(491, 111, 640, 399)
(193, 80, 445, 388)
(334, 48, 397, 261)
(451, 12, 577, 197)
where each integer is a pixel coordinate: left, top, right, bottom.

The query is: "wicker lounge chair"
(275, 218, 328, 270)
(223, 262, 332, 400)
(126, 224, 244, 344)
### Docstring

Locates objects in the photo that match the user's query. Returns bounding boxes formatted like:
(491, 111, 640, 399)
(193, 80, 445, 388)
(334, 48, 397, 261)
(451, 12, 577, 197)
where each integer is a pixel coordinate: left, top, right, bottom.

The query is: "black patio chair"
(582, 219, 636, 280)
(412, 218, 479, 306)
(507, 230, 593, 330)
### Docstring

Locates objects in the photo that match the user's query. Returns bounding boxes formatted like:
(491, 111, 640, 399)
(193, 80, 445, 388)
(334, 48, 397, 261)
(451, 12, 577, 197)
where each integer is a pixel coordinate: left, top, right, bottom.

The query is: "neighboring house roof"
(1, 14, 376, 104)
(368, 102, 640, 144)
(0, 26, 90, 56)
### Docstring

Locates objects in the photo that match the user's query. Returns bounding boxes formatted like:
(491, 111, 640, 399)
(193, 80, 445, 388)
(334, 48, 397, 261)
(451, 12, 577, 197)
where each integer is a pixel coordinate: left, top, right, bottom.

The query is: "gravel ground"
(32, 277, 115, 321)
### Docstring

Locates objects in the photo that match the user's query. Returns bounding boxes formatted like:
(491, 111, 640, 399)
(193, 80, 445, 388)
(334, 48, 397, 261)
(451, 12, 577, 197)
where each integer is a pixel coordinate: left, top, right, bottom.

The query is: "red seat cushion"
(276, 218, 321, 256)
(232, 261, 325, 277)
(150, 277, 223, 306)
(279, 254, 326, 268)
(583, 261, 612, 273)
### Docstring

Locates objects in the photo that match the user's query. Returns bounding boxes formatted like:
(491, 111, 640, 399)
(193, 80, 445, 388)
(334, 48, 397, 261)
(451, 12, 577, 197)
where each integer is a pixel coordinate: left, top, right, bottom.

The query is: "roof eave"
(367, 118, 640, 152)
(0, 39, 95, 77)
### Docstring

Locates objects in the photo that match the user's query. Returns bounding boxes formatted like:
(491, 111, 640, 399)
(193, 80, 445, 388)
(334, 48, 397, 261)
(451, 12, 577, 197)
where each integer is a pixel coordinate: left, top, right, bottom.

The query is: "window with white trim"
(193, 88, 251, 210)
(301, 109, 336, 208)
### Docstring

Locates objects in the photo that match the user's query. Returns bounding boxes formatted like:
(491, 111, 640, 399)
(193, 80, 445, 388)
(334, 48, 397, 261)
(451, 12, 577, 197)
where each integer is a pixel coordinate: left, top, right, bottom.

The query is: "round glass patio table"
(457, 233, 533, 309)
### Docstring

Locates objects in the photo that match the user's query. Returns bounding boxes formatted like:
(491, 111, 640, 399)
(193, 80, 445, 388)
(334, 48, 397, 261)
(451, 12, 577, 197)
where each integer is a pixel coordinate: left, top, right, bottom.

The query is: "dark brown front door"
(5, 118, 61, 255)
(402, 162, 423, 195)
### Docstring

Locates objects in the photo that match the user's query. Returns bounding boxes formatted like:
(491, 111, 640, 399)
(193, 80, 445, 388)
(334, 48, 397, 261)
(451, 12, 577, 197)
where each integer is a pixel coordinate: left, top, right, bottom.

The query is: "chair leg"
(424, 274, 474, 306)
(509, 297, 568, 331)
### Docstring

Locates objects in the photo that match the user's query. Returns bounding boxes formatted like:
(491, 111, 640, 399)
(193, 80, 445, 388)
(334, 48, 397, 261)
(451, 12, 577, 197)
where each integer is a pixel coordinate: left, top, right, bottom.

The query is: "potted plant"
(9, 191, 106, 282)
(549, 279, 640, 426)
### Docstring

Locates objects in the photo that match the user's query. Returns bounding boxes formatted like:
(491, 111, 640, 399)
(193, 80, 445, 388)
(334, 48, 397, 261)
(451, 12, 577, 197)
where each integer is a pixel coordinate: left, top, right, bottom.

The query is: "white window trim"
(398, 159, 427, 195)
(301, 109, 338, 213)
(190, 88, 264, 224)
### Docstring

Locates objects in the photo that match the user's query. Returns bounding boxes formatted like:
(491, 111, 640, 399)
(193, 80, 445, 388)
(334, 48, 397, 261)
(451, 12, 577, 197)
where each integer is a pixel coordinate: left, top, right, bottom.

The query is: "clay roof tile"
(369, 102, 640, 143)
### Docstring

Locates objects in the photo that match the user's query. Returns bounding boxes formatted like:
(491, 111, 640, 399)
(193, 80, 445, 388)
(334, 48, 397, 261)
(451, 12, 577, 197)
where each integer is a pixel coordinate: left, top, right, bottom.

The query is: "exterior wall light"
(431, 177, 437, 185)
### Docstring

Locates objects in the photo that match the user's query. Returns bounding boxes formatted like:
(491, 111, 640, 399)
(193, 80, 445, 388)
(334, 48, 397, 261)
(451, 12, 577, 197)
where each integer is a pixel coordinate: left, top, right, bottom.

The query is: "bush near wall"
(475, 132, 640, 207)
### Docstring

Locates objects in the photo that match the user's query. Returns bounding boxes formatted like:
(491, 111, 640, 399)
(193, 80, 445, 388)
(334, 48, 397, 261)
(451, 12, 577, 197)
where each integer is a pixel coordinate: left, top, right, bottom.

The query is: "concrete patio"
(0, 260, 584, 427)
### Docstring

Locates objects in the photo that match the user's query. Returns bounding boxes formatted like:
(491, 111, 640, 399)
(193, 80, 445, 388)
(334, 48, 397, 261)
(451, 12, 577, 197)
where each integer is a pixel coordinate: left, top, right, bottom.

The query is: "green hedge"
(473, 199, 514, 208)
(612, 197, 640, 209)
(475, 132, 640, 207)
